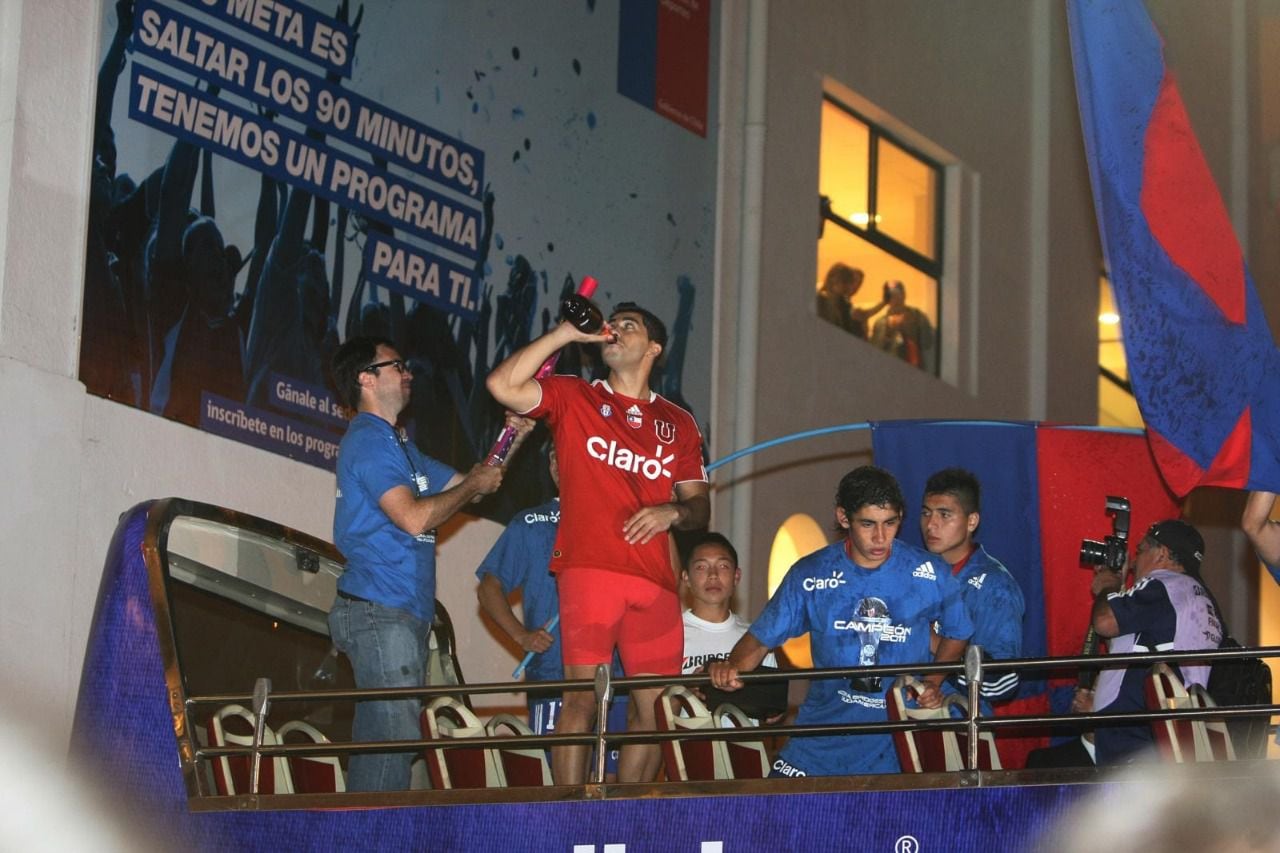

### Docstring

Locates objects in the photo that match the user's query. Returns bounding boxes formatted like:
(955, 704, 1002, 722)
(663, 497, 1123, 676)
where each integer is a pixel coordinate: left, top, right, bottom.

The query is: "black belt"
(337, 589, 372, 604)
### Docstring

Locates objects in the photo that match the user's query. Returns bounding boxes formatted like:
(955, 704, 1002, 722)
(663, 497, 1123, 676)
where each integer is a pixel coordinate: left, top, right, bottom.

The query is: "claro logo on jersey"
(803, 570, 846, 592)
(524, 509, 560, 524)
(586, 437, 674, 480)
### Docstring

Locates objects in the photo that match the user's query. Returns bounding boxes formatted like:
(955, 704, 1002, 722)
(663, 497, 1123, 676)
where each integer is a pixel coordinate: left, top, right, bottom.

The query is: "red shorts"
(557, 568, 682, 675)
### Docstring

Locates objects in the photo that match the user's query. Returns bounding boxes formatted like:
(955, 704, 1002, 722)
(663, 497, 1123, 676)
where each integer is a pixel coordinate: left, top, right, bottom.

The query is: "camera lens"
(1080, 538, 1107, 566)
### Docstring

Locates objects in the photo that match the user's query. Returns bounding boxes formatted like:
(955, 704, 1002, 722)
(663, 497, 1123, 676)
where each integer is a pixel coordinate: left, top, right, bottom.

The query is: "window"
(817, 96, 944, 375)
(1097, 271, 1142, 428)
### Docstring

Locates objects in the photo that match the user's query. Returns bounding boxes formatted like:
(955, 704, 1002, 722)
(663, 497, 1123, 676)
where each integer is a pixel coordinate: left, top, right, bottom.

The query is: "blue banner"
(128, 63, 482, 260)
(134, 0, 484, 198)
(173, 0, 355, 78)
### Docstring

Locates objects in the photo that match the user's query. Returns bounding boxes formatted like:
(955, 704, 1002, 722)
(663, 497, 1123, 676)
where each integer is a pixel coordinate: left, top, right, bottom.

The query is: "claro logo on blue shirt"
(803, 570, 846, 591)
(524, 509, 560, 524)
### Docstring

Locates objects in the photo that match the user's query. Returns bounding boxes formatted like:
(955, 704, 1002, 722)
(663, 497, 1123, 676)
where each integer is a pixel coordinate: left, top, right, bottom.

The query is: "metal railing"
(189, 643, 1280, 796)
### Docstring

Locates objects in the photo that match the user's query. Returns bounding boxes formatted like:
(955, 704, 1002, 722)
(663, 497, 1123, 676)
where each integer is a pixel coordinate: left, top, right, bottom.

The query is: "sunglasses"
(362, 359, 410, 375)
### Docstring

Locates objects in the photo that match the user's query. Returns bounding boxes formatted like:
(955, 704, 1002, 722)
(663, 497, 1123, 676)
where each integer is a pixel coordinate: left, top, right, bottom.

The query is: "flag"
(871, 420, 1179, 768)
(1067, 0, 1280, 495)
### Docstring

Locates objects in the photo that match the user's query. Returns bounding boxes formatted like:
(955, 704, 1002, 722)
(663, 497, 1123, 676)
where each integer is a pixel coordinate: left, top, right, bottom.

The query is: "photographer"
(1087, 519, 1223, 764)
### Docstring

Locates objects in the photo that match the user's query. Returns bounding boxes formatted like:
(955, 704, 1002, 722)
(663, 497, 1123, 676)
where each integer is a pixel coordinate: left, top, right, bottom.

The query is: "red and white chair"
(485, 714, 552, 787)
(420, 697, 501, 789)
(655, 686, 730, 781)
(276, 720, 345, 793)
(204, 704, 293, 795)
(1145, 662, 1235, 763)
(887, 677, 1000, 772)
(713, 703, 770, 779)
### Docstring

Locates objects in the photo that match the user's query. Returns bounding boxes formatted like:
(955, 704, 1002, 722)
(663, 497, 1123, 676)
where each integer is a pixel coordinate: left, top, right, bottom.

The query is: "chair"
(204, 704, 294, 795)
(428, 601, 473, 710)
(654, 686, 729, 781)
(713, 703, 770, 779)
(485, 714, 552, 787)
(1145, 663, 1235, 763)
(276, 720, 346, 793)
(420, 697, 501, 789)
(886, 677, 1001, 772)
(1187, 685, 1236, 761)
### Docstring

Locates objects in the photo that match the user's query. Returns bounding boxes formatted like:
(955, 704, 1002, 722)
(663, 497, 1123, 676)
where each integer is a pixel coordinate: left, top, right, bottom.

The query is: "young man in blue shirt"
(920, 468, 1024, 706)
(708, 466, 972, 776)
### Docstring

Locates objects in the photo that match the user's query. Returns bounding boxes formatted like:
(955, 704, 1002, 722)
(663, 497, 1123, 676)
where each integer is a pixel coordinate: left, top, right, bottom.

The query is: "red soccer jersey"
(526, 376, 707, 591)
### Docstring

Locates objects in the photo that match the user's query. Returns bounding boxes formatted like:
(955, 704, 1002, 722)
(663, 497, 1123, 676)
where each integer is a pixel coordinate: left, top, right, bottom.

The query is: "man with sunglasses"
(329, 335, 529, 791)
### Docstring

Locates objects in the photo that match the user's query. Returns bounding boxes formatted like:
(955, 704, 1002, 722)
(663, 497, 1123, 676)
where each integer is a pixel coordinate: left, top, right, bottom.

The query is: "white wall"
(0, 1, 524, 746)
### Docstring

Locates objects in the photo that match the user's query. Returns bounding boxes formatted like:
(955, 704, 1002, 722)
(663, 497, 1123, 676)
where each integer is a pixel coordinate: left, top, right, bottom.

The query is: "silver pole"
(964, 645, 982, 770)
(250, 677, 272, 794)
(591, 664, 612, 784)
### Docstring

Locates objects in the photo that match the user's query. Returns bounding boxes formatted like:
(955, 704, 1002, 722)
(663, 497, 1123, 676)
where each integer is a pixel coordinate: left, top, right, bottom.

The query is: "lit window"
(816, 95, 943, 375)
(1097, 271, 1143, 428)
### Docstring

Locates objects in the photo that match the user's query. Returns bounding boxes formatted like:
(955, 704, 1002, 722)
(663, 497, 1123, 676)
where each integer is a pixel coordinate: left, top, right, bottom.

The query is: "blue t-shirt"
(750, 540, 973, 777)
(951, 545, 1025, 704)
(333, 412, 457, 624)
(475, 498, 563, 683)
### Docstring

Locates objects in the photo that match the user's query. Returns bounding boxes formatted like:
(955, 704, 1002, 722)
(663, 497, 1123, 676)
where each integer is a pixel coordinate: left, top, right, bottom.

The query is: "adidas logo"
(912, 561, 937, 580)
(968, 572, 987, 590)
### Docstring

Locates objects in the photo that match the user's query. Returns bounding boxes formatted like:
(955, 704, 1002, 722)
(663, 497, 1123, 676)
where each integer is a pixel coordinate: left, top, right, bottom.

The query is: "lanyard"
(394, 427, 427, 495)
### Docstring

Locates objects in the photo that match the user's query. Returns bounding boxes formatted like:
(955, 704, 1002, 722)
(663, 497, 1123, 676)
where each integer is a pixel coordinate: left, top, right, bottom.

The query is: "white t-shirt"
(681, 609, 777, 674)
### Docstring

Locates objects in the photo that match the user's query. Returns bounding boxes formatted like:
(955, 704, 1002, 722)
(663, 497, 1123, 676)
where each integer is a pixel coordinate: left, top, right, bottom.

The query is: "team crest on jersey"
(625, 404, 643, 429)
(654, 419, 676, 443)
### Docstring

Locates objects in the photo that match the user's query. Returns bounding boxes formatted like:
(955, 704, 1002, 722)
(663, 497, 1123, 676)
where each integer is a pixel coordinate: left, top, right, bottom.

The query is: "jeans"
(328, 596, 431, 792)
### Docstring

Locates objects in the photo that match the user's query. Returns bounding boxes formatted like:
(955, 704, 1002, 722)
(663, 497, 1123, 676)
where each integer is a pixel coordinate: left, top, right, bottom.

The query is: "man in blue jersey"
(476, 445, 564, 696)
(708, 465, 972, 776)
(329, 335, 529, 792)
(920, 468, 1024, 707)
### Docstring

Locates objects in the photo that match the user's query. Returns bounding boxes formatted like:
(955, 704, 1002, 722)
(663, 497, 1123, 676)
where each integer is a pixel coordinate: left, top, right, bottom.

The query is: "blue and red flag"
(1067, 0, 1280, 495)
(872, 420, 1179, 768)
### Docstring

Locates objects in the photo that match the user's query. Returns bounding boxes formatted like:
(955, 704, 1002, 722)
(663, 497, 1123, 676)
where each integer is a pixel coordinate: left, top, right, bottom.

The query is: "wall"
(714, 1, 1103, 607)
(0, 1, 524, 747)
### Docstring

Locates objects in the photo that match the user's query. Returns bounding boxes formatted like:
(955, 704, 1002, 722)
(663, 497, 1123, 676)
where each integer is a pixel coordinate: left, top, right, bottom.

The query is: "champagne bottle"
(561, 293, 605, 333)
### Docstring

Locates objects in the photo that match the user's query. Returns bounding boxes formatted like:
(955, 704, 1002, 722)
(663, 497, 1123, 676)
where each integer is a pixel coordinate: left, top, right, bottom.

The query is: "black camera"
(1080, 496, 1131, 572)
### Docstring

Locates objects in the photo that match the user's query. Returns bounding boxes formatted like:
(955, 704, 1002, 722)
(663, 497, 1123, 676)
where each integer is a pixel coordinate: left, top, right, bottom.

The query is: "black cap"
(1146, 519, 1204, 574)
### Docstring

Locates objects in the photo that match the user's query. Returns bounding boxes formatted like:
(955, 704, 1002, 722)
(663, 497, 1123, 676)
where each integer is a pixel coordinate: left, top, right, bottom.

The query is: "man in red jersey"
(487, 301, 710, 784)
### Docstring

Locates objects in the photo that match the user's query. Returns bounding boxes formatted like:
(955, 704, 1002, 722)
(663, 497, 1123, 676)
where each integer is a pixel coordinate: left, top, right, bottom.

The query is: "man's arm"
(486, 322, 609, 413)
(916, 636, 967, 709)
(1243, 491, 1280, 567)
(622, 480, 711, 545)
(379, 465, 503, 536)
(477, 574, 553, 653)
(706, 632, 770, 692)
(1090, 568, 1124, 638)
